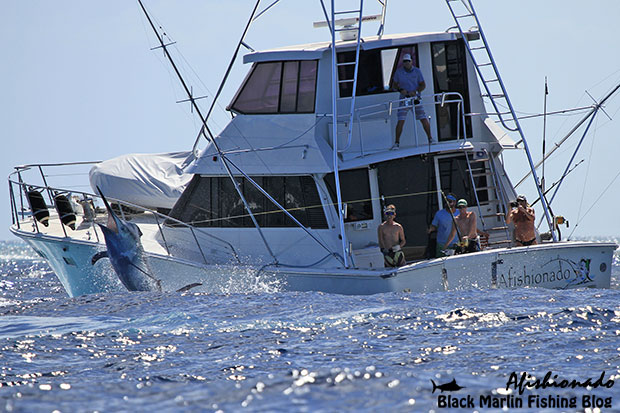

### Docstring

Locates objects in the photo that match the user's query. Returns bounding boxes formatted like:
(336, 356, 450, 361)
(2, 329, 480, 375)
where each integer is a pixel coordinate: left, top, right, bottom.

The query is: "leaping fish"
(91, 188, 162, 292)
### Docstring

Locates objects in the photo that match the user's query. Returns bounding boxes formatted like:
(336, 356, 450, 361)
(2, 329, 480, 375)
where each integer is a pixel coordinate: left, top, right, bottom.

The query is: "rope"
(567, 168, 620, 239)
(575, 114, 598, 223)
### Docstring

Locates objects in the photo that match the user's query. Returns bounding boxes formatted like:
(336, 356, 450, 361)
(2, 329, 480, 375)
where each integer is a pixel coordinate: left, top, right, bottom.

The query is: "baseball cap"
(402, 53, 412, 61)
(456, 199, 468, 207)
(516, 194, 527, 202)
(446, 194, 457, 202)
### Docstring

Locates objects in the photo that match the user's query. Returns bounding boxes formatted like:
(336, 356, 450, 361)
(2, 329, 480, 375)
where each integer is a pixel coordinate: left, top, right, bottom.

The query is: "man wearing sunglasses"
(378, 204, 406, 267)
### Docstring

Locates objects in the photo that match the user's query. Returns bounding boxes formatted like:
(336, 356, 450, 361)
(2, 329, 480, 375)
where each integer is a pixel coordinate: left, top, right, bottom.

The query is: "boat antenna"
(541, 77, 548, 194)
(191, 0, 263, 154)
(515, 81, 620, 188)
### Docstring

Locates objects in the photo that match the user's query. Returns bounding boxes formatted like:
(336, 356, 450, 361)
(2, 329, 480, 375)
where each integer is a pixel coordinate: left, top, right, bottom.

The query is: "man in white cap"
(391, 53, 433, 148)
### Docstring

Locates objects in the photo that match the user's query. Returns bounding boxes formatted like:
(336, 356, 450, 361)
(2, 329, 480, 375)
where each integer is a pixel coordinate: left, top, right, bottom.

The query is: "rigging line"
(138, 0, 278, 263)
(183, 189, 441, 225)
(576, 114, 598, 225)
(515, 82, 620, 188)
(253, 0, 282, 22)
(192, 0, 262, 153)
(547, 110, 598, 207)
(586, 67, 620, 90)
(512, 106, 594, 120)
(567, 168, 620, 240)
(530, 159, 584, 207)
(212, 116, 328, 157)
(224, 157, 345, 265)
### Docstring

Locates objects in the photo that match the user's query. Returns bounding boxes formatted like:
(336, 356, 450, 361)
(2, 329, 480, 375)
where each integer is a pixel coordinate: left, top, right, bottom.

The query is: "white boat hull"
(14, 227, 615, 296)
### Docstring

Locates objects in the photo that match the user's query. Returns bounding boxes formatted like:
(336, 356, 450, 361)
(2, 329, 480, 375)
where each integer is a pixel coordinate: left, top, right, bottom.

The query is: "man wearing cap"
(378, 204, 406, 267)
(427, 194, 458, 257)
(391, 53, 433, 149)
(454, 199, 489, 253)
(506, 195, 537, 246)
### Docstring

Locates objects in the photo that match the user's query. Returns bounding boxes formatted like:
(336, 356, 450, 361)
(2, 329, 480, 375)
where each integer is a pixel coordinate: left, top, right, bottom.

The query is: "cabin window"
(431, 40, 471, 140)
(230, 60, 318, 114)
(323, 168, 373, 222)
(337, 45, 418, 98)
(167, 175, 327, 229)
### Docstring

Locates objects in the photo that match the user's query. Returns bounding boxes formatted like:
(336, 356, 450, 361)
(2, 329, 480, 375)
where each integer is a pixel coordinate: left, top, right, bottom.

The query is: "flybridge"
(242, 32, 464, 64)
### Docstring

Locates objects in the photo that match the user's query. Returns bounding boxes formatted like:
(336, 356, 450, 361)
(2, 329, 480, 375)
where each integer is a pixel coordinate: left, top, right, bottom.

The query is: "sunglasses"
(385, 211, 395, 216)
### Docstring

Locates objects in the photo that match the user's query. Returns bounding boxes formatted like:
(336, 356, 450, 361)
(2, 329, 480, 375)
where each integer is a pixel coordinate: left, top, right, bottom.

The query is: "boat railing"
(331, 91, 467, 155)
(8, 163, 241, 265)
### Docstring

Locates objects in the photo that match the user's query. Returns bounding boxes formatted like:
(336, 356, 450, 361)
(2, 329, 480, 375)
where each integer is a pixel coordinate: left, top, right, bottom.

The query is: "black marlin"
(431, 378, 466, 393)
(91, 188, 162, 292)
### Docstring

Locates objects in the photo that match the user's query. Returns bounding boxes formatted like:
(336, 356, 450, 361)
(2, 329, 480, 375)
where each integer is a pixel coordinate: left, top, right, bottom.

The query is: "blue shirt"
(393, 66, 424, 96)
(432, 208, 459, 246)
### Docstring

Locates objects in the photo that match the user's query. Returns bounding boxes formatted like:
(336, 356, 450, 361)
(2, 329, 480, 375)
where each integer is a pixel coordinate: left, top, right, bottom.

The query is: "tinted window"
(168, 175, 327, 229)
(280, 61, 299, 113)
(231, 62, 281, 114)
(431, 40, 471, 140)
(230, 60, 317, 114)
(324, 169, 373, 222)
(298, 61, 318, 112)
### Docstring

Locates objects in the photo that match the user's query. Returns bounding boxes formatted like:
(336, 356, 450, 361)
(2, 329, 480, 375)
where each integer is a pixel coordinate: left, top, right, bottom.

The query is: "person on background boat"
(506, 194, 537, 246)
(391, 53, 433, 149)
(378, 204, 406, 267)
(428, 194, 458, 257)
(453, 199, 489, 253)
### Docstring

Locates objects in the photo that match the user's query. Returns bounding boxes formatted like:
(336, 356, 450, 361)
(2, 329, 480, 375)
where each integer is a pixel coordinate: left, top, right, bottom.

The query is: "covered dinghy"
(89, 151, 193, 210)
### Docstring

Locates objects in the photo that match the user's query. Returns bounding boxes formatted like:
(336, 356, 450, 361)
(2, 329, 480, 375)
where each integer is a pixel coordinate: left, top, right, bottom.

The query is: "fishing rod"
(440, 191, 463, 245)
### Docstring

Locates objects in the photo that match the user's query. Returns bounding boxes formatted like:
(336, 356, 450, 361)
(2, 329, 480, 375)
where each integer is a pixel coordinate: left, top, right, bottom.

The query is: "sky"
(2, 0, 620, 240)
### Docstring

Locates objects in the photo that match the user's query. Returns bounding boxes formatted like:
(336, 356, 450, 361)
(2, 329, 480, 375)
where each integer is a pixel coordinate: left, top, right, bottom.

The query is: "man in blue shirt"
(428, 194, 459, 257)
(392, 53, 433, 148)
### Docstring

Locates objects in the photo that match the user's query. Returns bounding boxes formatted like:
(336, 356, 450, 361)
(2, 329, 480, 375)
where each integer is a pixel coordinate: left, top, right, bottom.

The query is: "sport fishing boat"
(8, 0, 617, 297)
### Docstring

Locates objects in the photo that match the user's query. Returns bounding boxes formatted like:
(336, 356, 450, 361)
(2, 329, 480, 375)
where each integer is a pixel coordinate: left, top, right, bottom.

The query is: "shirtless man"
(377, 204, 406, 267)
(452, 199, 489, 252)
(506, 194, 537, 246)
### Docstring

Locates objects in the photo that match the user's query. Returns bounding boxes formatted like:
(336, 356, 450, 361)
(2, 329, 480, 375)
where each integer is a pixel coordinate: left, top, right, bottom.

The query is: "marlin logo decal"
(91, 188, 162, 292)
(431, 378, 465, 393)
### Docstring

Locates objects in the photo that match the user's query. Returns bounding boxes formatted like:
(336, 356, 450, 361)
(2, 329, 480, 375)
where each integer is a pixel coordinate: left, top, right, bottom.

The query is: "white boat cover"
(89, 151, 194, 210)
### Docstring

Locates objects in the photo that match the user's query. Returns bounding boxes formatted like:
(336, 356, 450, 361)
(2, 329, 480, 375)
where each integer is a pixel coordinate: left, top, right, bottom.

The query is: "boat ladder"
(445, 0, 557, 241)
(466, 151, 512, 247)
(323, 0, 386, 267)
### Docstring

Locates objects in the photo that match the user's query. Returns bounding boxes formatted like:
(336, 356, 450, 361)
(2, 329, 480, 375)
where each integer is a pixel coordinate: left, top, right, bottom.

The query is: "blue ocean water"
(0, 239, 619, 412)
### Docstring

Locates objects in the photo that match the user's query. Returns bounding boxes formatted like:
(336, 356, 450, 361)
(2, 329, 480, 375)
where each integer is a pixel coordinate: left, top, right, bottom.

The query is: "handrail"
(330, 91, 468, 153)
(8, 169, 241, 265)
